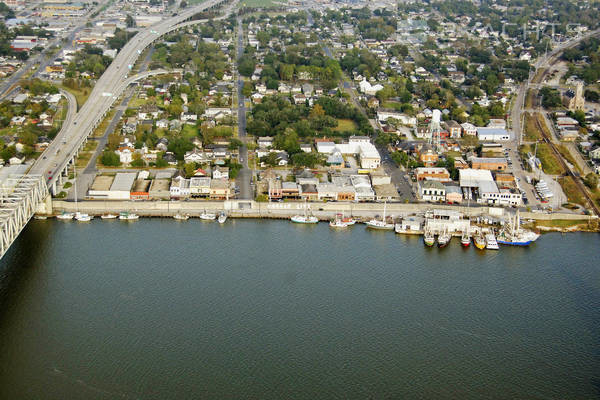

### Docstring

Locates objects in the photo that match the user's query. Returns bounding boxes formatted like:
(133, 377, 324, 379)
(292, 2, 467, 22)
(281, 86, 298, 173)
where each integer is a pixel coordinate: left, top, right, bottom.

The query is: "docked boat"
(101, 214, 118, 219)
(423, 230, 435, 247)
(291, 215, 318, 224)
(34, 215, 48, 220)
(75, 212, 93, 222)
(217, 211, 227, 224)
(329, 214, 350, 229)
(461, 232, 471, 247)
(119, 212, 139, 221)
(291, 200, 318, 224)
(485, 233, 499, 250)
(437, 230, 451, 248)
(173, 213, 189, 221)
(497, 211, 540, 246)
(366, 201, 394, 230)
(341, 216, 356, 225)
(474, 233, 486, 250)
(200, 210, 216, 220)
(56, 212, 74, 220)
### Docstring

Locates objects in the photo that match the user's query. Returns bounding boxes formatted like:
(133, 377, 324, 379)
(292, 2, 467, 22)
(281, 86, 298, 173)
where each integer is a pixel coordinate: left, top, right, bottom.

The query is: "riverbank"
(45, 199, 599, 232)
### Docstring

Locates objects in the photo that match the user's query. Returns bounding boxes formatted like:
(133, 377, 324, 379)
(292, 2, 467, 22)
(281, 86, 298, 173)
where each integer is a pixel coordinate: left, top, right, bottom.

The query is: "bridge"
(0, 0, 237, 260)
(0, 174, 47, 259)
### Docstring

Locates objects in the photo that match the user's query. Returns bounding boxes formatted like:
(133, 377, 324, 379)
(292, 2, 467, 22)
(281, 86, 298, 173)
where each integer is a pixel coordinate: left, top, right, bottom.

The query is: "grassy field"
(558, 176, 585, 206)
(181, 124, 199, 140)
(75, 141, 98, 168)
(91, 109, 117, 138)
(523, 112, 541, 141)
(525, 89, 536, 109)
(60, 85, 91, 110)
(334, 118, 358, 132)
(557, 144, 580, 173)
(128, 97, 149, 108)
(536, 143, 564, 175)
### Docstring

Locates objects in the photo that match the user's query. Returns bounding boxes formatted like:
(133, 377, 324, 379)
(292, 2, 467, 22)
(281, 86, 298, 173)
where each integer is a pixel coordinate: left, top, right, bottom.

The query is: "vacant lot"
(333, 119, 357, 132)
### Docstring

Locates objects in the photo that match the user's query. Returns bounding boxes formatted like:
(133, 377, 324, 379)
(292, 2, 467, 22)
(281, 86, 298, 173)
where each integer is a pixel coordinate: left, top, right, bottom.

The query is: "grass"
(536, 143, 564, 175)
(558, 176, 585, 206)
(532, 219, 591, 228)
(523, 112, 541, 141)
(181, 124, 199, 140)
(557, 144, 580, 173)
(525, 89, 536, 109)
(60, 85, 91, 110)
(333, 118, 358, 132)
(128, 97, 149, 108)
(91, 109, 117, 138)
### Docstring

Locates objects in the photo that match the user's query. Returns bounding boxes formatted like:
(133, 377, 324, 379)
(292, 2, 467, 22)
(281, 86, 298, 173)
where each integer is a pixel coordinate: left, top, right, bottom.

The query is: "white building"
(476, 127, 510, 141)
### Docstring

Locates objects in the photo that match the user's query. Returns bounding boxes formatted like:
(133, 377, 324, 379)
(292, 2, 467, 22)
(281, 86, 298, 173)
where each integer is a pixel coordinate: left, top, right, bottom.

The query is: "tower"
(573, 81, 585, 111)
(427, 109, 443, 151)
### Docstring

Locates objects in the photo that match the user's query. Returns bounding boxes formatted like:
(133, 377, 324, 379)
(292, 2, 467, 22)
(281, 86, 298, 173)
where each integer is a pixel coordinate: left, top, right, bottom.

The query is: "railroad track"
(533, 116, 600, 215)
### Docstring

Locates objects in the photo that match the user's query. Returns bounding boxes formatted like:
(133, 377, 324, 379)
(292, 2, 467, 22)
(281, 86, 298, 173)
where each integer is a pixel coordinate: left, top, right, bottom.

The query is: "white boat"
(461, 232, 471, 247)
(75, 212, 93, 222)
(217, 211, 227, 224)
(200, 210, 216, 220)
(437, 230, 451, 248)
(119, 212, 139, 220)
(101, 214, 118, 219)
(34, 215, 48, 220)
(366, 201, 394, 230)
(329, 214, 350, 228)
(173, 213, 189, 221)
(485, 233, 499, 250)
(291, 200, 318, 224)
(497, 211, 540, 246)
(56, 212, 74, 220)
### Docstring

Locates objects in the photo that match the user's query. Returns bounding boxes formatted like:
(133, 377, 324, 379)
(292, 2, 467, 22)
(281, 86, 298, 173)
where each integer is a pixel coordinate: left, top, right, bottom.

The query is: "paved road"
(29, 0, 237, 192)
(235, 17, 252, 200)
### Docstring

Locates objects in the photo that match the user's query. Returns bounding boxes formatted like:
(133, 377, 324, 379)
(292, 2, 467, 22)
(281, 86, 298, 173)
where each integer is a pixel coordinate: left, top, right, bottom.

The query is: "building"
(476, 127, 510, 141)
(470, 157, 508, 171)
(461, 122, 477, 136)
(170, 176, 190, 198)
(444, 120, 462, 138)
(414, 167, 451, 182)
(87, 173, 136, 200)
(131, 179, 151, 200)
(419, 180, 446, 202)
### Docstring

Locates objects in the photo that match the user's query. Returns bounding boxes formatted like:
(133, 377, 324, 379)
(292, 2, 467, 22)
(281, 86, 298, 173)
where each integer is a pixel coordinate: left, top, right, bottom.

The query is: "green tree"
(100, 150, 121, 166)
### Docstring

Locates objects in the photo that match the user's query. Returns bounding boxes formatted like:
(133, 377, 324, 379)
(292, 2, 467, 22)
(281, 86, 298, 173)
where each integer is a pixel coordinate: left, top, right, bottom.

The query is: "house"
(189, 177, 211, 197)
(444, 120, 462, 138)
(116, 147, 133, 164)
(209, 179, 230, 200)
(367, 97, 380, 108)
(257, 136, 274, 148)
(300, 144, 312, 153)
(419, 180, 446, 202)
(419, 149, 439, 166)
(589, 147, 600, 160)
(212, 166, 229, 179)
(170, 176, 190, 198)
(184, 149, 206, 163)
(156, 138, 169, 152)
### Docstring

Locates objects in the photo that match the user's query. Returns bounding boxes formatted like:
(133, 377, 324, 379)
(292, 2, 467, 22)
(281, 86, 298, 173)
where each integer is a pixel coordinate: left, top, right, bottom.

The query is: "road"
(29, 0, 237, 193)
(235, 17, 252, 200)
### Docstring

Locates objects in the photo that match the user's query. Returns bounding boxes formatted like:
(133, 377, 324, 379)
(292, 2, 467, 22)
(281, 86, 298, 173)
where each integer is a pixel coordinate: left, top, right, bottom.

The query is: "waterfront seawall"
(49, 200, 596, 222)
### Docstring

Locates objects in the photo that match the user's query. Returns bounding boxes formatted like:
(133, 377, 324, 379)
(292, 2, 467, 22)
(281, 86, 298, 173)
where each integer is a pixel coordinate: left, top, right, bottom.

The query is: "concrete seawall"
(49, 200, 596, 222)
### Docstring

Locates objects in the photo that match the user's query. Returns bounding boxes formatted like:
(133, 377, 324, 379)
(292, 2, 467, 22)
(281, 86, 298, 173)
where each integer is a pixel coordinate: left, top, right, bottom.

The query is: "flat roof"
(110, 173, 136, 192)
(90, 175, 114, 191)
(132, 179, 151, 193)
(150, 178, 170, 191)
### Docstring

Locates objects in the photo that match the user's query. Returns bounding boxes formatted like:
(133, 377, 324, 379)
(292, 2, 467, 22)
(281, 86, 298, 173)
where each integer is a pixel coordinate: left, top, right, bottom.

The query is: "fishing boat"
(437, 229, 451, 248)
(485, 233, 499, 250)
(291, 200, 318, 224)
(341, 215, 356, 225)
(423, 229, 435, 247)
(497, 211, 540, 246)
(461, 232, 471, 247)
(173, 213, 189, 221)
(329, 213, 350, 229)
(119, 212, 139, 221)
(366, 201, 394, 230)
(101, 214, 118, 219)
(34, 215, 48, 220)
(56, 212, 74, 220)
(217, 211, 227, 224)
(474, 233, 486, 250)
(75, 212, 93, 222)
(200, 210, 216, 220)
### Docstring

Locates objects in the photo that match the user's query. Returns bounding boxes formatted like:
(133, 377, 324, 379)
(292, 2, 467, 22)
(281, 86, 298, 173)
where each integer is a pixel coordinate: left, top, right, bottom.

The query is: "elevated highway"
(29, 0, 237, 195)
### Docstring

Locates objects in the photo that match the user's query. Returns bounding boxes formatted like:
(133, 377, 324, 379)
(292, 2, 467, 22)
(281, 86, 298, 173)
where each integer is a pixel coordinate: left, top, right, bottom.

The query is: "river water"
(0, 219, 598, 399)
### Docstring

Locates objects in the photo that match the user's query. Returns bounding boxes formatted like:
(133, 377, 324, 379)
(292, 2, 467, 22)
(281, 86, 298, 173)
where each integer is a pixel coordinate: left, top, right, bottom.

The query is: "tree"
(100, 150, 121, 166)
(584, 173, 598, 189)
(242, 81, 253, 97)
(125, 14, 136, 28)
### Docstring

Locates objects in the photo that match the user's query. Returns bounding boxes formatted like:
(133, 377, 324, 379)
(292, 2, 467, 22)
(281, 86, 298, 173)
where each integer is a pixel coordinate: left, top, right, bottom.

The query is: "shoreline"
(42, 199, 600, 233)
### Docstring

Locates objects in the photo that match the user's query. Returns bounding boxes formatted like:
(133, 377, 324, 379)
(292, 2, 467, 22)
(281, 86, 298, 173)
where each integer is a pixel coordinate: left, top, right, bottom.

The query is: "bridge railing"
(0, 175, 47, 259)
